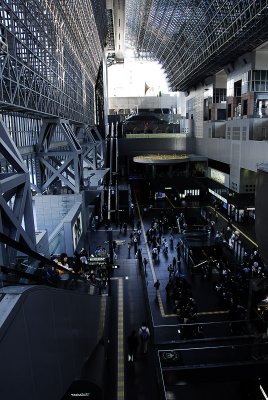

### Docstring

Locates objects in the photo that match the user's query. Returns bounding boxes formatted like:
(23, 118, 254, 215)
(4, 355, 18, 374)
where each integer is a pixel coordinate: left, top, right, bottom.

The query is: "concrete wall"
(195, 136, 268, 191)
(256, 165, 268, 264)
(35, 230, 49, 257)
(186, 85, 205, 138)
(34, 194, 83, 237)
(240, 168, 256, 193)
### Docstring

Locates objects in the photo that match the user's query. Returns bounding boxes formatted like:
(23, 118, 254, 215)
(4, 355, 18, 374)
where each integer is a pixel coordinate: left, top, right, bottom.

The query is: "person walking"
(154, 279, 160, 300)
(167, 264, 174, 279)
(127, 330, 139, 362)
(143, 257, 148, 274)
(128, 242, 131, 258)
(138, 322, 150, 354)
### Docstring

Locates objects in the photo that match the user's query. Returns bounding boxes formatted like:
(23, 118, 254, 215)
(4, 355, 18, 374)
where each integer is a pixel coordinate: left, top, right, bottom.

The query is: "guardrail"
(153, 317, 266, 344)
(125, 133, 187, 139)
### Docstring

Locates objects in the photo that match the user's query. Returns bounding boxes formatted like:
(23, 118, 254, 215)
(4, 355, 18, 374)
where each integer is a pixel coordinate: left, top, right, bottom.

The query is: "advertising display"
(208, 167, 229, 188)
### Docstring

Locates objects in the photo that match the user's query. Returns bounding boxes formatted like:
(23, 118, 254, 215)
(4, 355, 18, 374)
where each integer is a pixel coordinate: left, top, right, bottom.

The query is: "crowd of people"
(166, 274, 202, 338)
(140, 209, 203, 339)
(39, 199, 268, 348)
(213, 247, 268, 333)
(143, 203, 268, 338)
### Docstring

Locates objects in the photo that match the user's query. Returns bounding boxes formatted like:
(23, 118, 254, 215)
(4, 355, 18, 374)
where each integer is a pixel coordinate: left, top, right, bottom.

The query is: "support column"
(0, 118, 36, 263)
(36, 118, 83, 194)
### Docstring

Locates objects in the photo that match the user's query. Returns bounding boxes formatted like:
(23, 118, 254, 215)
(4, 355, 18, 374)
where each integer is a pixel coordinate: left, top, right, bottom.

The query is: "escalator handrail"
(0, 265, 44, 284)
(0, 232, 76, 275)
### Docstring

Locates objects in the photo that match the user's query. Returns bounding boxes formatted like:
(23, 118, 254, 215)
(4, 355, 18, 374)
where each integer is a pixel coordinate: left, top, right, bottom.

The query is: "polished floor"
(88, 193, 268, 400)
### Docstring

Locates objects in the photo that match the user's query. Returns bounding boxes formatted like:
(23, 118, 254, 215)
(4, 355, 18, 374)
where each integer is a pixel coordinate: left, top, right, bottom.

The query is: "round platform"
(133, 154, 190, 164)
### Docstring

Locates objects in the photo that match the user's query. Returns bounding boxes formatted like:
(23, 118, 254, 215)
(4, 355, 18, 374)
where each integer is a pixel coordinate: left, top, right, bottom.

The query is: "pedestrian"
(152, 247, 158, 261)
(128, 242, 131, 258)
(127, 330, 139, 362)
(133, 236, 138, 253)
(137, 248, 142, 258)
(138, 322, 150, 354)
(167, 264, 174, 278)
(143, 257, 148, 273)
(57, 252, 75, 289)
(136, 248, 142, 268)
(154, 279, 160, 299)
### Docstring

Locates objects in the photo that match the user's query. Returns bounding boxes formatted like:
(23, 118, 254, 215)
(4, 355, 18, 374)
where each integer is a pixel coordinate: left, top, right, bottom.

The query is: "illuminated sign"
(210, 168, 226, 185)
(208, 188, 227, 203)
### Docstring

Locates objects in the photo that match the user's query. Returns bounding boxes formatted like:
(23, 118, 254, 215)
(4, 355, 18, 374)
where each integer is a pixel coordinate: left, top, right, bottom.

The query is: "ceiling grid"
(125, 0, 268, 91)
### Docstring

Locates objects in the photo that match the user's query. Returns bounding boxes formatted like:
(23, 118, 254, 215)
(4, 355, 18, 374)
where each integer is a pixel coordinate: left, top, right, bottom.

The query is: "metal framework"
(35, 118, 83, 194)
(0, 117, 36, 263)
(125, 0, 268, 91)
(0, 0, 106, 123)
(0, 0, 107, 257)
(35, 119, 106, 194)
(82, 126, 105, 171)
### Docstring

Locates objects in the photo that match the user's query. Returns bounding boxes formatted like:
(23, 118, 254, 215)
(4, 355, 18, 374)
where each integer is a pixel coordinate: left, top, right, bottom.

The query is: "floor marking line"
(113, 277, 124, 400)
(165, 195, 175, 208)
(207, 205, 257, 248)
(134, 191, 169, 318)
(134, 191, 157, 283)
(97, 297, 107, 341)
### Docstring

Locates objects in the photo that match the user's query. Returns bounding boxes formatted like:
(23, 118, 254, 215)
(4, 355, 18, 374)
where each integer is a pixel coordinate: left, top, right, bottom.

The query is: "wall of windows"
(250, 70, 268, 92)
(213, 88, 226, 104)
(1, 113, 41, 147)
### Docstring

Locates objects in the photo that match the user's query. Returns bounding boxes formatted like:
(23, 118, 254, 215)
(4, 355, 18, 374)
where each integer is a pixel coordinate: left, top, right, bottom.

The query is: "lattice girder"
(0, 118, 36, 262)
(0, 0, 106, 123)
(36, 119, 83, 194)
(125, 0, 268, 91)
(82, 146, 98, 170)
(81, 125, 105, 170)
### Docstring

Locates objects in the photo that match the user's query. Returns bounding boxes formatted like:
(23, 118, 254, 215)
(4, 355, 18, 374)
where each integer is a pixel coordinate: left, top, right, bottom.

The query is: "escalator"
(0, 233, 109, 400)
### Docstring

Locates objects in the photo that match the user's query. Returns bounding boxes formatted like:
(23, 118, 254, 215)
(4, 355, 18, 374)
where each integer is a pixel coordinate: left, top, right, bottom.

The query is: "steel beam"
(0, 118, 36, 261)
(125, 0, 268, 91)
(36, 119, 83, 194)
